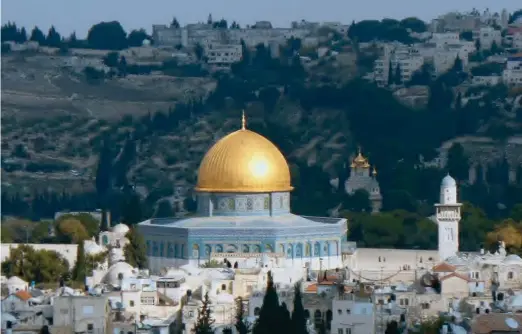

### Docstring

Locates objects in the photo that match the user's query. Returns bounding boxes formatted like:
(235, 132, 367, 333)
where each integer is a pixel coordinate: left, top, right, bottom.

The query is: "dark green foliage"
(154, 200, 173, 218)
(127, 29, 149, 47)
(446, 143, 469, 182)
(124, 227, 148, 269)
(291, 282, 308, 334)
(235, 297, 251, 334)
(45, 26, 61, 47)
(72, 242, 87, 282)
(192, 292, 215, 334)
(87, 21, 127, 50)
(253, 271, 284, 334)
(280, 302, 291, 333)
(29, 26, 46, 44)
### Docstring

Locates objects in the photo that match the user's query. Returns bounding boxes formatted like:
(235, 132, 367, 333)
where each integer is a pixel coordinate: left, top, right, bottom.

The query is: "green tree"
(194, 43, 204, 61)
(511, 204, 522, 221)
(446, 143, 469, 182)
(345, 189, 372, 212)
(171, 17, 181, 28)
(235, 297, 251, 334)
(29, 26, 45, 44)
(291, 281, 308, 334)
(154, 200, 173, 218)
(57, 213, 99, 238)
(55, 218, 89, 243)
(72, 241, 87, 282)
(280, 303, 291, 333)
(452, 55, 463, 72)
(45, 26, 61, 47)
(192, 292, 215, 334)
(394, 64, 402, 85)
(127, 29, 149, 47)
(124, 227, 148, 269)
(103, 51, 120, 67)
(399, 17, 426, 32)
(87, 21, 127, 50)
(1, 245, 69, 283)
(253, 271, 282, 334)
(459, 31, 473, 41)
(387, 60, 394, 85)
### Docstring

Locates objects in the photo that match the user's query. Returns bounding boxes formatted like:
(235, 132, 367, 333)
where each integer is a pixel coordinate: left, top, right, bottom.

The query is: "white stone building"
(204, 44, 242, 67)
(473, 27, 502, 50)
(503, 54, 522, 86)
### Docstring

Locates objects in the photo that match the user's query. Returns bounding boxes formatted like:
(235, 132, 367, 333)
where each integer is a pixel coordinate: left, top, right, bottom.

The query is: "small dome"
(112, 223, 130, 235)
(103, 262, 135, 286)
(7, 276, 27, 285)
(84, 240, 106, 256)
(441, 174, 456, 187)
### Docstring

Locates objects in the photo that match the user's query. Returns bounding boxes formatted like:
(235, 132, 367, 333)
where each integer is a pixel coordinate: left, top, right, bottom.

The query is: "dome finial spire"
(241, 110, 246, 130)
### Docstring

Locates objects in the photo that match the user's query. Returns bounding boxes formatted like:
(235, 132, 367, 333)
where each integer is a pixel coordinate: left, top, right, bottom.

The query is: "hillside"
(1, 46, 522, 221)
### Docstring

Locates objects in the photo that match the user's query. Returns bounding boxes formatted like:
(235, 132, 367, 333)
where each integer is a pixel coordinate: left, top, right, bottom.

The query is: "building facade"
(344, 149, 382, 213)
(138, 114, 346, 272)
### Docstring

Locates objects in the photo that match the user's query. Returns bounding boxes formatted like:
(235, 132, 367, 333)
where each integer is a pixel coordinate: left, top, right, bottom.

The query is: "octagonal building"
(138, 114, 347, 272)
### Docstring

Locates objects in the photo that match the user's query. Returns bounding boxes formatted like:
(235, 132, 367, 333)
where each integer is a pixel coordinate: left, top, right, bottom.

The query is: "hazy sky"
(2, 0, 520, 38)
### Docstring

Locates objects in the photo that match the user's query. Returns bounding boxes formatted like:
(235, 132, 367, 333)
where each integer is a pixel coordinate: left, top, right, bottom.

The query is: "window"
(346, 329, 352, 334)
(400, 299, 409, 306)
(346, 309, 351, 314)
(471, 272, 480, 279)
(254, 307, 261, 316)
(130, 284, 137, 290)
(338, 330, 343, 334)
(129, 301, 135, 307)
(421, 303, 430, 310)
(140, 297, 155, 305)
(337, 309, 342, 315)
(508, 272, 514, 280)
(221, 284, 226, 291)
(87, 324, 94, 331)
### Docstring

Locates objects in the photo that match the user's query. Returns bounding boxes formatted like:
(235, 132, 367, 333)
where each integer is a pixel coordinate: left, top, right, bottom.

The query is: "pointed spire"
(372, 167, 377, 177)
(241, 110, 246, 130)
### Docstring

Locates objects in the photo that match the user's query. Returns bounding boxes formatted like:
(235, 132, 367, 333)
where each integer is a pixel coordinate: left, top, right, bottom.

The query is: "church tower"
(435, 174, 462, 261)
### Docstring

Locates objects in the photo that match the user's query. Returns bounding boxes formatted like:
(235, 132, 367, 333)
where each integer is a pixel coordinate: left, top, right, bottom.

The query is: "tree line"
(1, 212, 147, 285)
(1, 21, 150, 50)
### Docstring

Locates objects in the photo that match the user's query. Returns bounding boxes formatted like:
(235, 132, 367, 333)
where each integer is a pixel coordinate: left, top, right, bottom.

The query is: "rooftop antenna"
(241, 110, 246, 130)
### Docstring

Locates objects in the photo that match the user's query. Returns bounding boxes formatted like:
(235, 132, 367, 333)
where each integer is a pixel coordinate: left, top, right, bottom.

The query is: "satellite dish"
(505, 317, 519, 329)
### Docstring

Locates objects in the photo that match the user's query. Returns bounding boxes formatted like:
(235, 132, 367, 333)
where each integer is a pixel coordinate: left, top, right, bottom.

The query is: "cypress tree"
(235, 297, 251, 334)
(280, 302, 291, 333)
(291, 281, 308, 334)
(395, 64, 402, 85)
(253, 271, 282, 334)
(192, 292, 215, 334)
(123, 227, 148, 269)
(387, 60, 394, 85)
(72, 241, 87, 283)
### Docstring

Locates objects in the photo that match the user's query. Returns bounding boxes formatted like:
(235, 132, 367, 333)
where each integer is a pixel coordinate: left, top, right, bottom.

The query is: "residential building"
(473, 27, 502, 50)
(204, 44, 242, 67)
(52, 296, 110, 333)
(330, 294, 375, 334)
(471, 75, 502, 86)
(503, 54, 522, 86)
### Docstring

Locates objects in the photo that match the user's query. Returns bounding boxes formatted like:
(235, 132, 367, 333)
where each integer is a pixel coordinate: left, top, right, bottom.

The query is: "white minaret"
(435, 174, 462, 261)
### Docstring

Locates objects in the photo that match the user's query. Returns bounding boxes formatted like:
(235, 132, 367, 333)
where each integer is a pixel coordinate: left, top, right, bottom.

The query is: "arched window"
(102, 235, 109, 245)
(221, 284, 226, 291)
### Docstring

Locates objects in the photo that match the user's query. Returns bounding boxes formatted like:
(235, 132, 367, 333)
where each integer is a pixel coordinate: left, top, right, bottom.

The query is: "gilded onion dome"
(350, 147, 371, 169)
(195, 112, 293, 193)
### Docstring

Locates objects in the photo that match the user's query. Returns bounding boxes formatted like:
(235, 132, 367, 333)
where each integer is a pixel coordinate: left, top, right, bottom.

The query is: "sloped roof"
(14, 290, 32, 301)
(440, 272, 470, 282)
(472, 313, 522, 334)
(432, 262, 457, 272)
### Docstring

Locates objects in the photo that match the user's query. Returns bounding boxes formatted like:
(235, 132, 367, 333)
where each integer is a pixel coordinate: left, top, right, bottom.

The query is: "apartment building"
(374, 55, 424, 86)
(503, 54, 522, 86)
(152, 23, 310, 49)
(330, 294, 375, 334)
(473, 27, 502, 50)
(204, 44, 242, 66)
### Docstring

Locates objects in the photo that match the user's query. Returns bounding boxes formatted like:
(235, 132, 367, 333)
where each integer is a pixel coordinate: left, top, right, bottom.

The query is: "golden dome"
(195, 115, 293, 193)
(350, 148, 370, 169)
